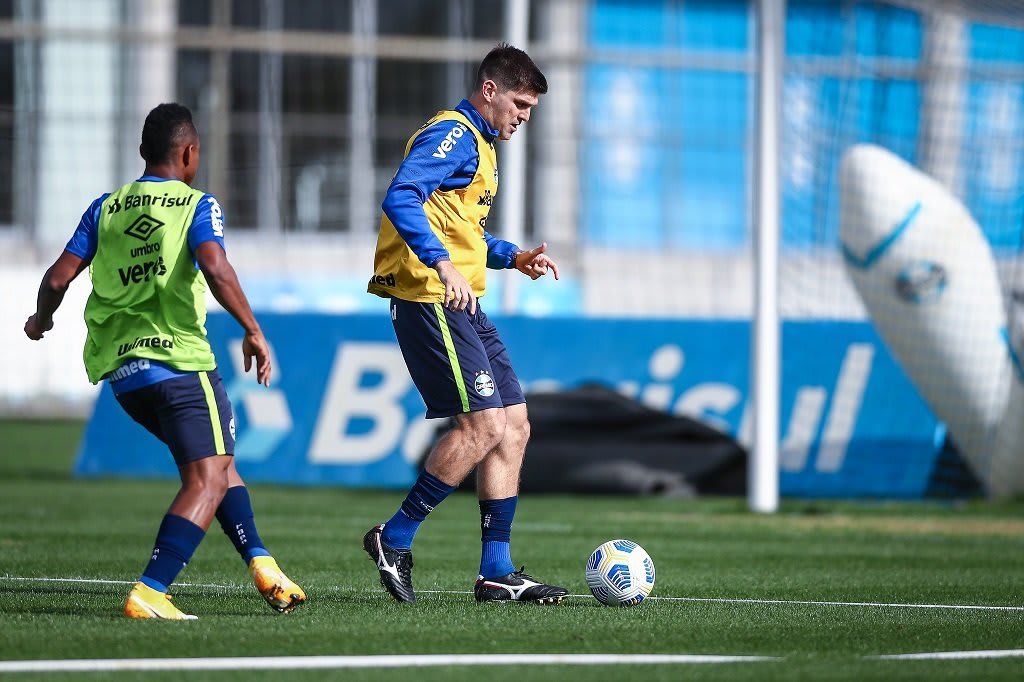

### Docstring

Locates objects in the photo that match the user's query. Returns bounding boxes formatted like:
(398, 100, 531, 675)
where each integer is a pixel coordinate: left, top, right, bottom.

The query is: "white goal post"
(750, 0, 785, 513)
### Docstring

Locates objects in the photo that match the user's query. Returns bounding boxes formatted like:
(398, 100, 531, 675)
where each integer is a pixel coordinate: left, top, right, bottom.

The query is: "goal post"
(750, 0, 785, 513)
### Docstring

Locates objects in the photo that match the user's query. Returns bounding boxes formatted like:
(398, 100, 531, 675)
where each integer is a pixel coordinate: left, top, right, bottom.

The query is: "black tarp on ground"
(433, 383, 748, 497)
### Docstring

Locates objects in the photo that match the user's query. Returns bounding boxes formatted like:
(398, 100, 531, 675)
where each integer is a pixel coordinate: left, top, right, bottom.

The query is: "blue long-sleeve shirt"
(381, 99, 520, 270)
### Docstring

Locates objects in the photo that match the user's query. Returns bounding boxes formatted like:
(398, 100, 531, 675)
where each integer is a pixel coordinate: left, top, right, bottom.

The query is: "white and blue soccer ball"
(585, 539, 655, 607)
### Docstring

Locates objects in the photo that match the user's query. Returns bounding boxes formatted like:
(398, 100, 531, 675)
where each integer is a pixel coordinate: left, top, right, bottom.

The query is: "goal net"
(784, 0, 1024, 494)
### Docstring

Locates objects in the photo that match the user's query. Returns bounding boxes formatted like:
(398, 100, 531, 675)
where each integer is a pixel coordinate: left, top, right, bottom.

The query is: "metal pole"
(751, 0, 784, 513)
(208, 0, 231, 202)
(258, 0, 283, 234)
(500, 0, 529, 315)
(123, 0, 176, 182)
(13, 0, 40, 240)
(918, 5, 966, 194)
(535, 0, 580, 264)
(349, 0, 377, 234)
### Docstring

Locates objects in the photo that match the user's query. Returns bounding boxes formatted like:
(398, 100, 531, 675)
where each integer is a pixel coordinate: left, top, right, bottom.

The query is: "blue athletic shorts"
(115, 369, 235, 466)
(390, 298, 526, 419)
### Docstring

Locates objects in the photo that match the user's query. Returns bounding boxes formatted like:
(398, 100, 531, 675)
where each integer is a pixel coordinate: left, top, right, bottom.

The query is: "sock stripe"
(479, 497, 518, 578)
(384, 471, 456, 550)
(215, 485, 269, 565)
(142, 514, 206, 590)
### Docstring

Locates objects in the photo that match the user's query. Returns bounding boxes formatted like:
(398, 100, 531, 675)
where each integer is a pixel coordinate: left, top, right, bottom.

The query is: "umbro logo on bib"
(124, 214, 166, 242)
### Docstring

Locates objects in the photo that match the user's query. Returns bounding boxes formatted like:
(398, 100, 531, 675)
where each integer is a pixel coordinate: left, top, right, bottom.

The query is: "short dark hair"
(140, 103, 198, 164)
(476, 43, 547, 95)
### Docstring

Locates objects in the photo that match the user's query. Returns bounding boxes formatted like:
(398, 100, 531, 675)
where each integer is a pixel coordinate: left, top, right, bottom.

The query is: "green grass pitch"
(0, 418, 1022, 681)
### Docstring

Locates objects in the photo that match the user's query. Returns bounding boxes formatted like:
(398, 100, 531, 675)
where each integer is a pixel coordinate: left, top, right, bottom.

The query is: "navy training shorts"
(115, 369, 235, 466)
(390, 297, 526, 419)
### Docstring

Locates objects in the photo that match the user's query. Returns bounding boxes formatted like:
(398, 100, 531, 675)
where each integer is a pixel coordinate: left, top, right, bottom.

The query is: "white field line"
(0, 654, 778, 673)
(874, 649, 1024, 661)
(4, 650, 1024, 673)
(0, 576, 239, 589)
(417, 589, 1024, 612)
(2, 576, 1022, 671)
(653, 595, 1024, 612)
(4, 575, 1023, 612)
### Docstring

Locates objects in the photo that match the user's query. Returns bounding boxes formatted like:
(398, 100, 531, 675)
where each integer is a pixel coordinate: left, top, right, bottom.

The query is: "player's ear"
(182, 143, 193, 169)
(482, 79, 498, 101)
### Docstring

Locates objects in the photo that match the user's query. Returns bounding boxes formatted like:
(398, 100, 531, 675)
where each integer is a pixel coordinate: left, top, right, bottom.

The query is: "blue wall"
(76, 313, 944, 498)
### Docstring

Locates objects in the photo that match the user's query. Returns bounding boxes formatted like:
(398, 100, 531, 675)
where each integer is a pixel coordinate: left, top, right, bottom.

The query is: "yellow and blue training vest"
(369, 99, 520, 303)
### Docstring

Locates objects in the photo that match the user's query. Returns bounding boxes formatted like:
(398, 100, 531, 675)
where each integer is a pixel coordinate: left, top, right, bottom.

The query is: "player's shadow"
(0, 584, 116, 596)
(0, 583, 120, 616)
(0, 584, 293, 618)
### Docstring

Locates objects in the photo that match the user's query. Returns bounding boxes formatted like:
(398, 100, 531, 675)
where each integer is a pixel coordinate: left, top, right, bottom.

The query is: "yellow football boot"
(123, 582, 198, 620)
(249, 555, 306, 614)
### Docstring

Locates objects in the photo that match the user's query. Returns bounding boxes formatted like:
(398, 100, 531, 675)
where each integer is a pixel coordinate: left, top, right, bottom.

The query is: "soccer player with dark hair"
(364, 44, 566, 604)
(25, 103, 305, 620)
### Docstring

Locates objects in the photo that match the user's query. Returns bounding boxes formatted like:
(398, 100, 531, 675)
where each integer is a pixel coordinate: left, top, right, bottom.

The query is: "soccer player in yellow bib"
(364, 44, 565, 604)
(24, 103, 304, 619)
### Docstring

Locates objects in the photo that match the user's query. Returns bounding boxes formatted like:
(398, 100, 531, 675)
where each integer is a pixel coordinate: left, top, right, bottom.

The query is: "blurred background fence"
(2, 0, 1023, 496)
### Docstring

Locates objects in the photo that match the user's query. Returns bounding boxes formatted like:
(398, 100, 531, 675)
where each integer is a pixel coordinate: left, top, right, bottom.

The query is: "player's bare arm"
(194, 241, 272, 387)
(514, 242, 559, 281)
(435, 258, 477, 314)
(24, 250, 89, 340)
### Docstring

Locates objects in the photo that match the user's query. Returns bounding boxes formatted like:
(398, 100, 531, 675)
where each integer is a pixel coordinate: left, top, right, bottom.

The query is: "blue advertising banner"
(75, 314, 942, 498)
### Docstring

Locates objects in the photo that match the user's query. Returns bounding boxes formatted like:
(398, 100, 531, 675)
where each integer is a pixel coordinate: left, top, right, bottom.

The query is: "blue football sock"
(381, 470, 455, 550)
(215, 485, 271, 565)
(141, 514, 206, 592)
(479, 496, 517, 578)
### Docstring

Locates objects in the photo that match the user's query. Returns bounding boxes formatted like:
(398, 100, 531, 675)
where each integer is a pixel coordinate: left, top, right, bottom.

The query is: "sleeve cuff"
(425, 254, 451, 268)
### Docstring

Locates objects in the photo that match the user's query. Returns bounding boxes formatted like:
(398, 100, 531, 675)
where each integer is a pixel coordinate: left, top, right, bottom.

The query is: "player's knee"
(210, 470, 230, 499)
(460, 408, 507, 453)
(182, 460, 230, 502)
(196, 474, 229, 501)
(498, 417, 529, 455)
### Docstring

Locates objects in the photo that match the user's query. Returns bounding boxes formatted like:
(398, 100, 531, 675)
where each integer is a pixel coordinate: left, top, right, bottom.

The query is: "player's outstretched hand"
(514, 242, 560, 281)
(242, 330, 273, 387)
(435, 260, 477, 314)
(24, 314, 53, 340)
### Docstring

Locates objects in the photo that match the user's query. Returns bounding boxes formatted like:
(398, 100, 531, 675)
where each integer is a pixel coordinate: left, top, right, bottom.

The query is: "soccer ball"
(585, 539, 656, 607)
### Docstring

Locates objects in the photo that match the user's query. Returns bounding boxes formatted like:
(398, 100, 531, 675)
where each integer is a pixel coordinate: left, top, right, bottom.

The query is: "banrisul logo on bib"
(474, 371, 495, 397)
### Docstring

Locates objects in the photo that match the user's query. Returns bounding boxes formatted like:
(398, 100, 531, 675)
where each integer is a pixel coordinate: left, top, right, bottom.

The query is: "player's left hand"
(514, 242, 560, 281)
(24, 314, 53, 340)
(242, 330, 273, 387)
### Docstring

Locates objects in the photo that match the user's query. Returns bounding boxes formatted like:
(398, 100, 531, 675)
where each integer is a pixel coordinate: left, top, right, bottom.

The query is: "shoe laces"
(511, 566, 536, 582)
(395, 552, 414, 580)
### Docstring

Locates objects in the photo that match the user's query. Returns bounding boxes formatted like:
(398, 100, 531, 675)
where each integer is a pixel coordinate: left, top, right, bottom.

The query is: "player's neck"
(142, 164, 186, 184)
(468, 93, 490, 117)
